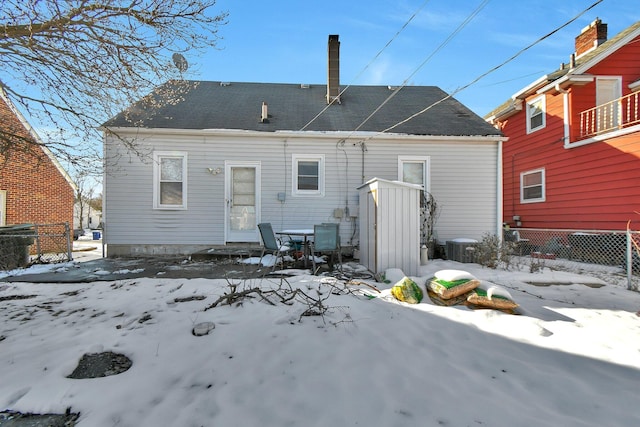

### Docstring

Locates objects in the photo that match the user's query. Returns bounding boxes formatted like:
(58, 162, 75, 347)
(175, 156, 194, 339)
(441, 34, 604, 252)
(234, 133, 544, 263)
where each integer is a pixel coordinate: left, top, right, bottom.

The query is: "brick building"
(0, 89, 75, 229)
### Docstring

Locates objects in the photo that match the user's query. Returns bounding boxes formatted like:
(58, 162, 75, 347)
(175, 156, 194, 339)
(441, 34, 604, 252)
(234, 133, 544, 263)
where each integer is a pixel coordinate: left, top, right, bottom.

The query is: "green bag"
(391, 277, 423, 304)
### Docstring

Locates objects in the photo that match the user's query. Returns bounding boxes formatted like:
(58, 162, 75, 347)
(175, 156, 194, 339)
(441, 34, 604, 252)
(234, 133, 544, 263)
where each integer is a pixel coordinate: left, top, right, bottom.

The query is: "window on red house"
(521, 168, 545, 203)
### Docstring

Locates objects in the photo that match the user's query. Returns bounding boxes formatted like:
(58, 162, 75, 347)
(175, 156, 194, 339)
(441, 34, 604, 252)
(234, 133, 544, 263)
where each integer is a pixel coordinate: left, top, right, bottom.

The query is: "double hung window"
(521, 168, 545, 203)
(292, 154, 324, 196)
(153, 152, 187, 209)
(526, 96, 546, 133)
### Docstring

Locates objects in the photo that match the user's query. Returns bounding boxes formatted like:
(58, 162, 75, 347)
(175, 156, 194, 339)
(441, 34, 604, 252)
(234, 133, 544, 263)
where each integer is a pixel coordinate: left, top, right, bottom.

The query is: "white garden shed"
(358, 178, 422, 276)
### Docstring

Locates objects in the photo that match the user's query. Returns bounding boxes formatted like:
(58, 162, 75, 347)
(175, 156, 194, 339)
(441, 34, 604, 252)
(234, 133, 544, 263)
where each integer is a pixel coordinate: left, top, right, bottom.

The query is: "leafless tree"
(73, 171, 92, 229)
(1, 0, 228, 172)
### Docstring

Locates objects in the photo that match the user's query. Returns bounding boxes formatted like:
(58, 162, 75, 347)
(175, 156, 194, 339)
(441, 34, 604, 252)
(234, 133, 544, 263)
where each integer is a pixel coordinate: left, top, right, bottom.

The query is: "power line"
(352, 0, 491, 133)
(299, 0, 433, 131)
(377, 0, 604, 135)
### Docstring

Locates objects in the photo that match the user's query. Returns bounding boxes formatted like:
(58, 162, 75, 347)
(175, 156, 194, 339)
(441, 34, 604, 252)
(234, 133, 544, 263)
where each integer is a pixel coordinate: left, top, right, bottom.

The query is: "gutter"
(486, 74, 550, 121)
(486, 99, 523, 123)
(536, 74, 594, 95)
(103, 126, 507, 143)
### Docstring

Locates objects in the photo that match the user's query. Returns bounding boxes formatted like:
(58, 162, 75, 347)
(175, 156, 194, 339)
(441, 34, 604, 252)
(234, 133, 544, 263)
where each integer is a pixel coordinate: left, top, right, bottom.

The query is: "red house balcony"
(579, 91, 640, 139)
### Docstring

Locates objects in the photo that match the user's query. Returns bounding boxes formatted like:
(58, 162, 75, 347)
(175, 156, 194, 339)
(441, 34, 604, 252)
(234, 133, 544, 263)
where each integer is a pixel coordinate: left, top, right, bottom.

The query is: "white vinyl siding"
(526, 96, 546, 133)
(521, 168, 545, 203)
(104, 131, 500, 253)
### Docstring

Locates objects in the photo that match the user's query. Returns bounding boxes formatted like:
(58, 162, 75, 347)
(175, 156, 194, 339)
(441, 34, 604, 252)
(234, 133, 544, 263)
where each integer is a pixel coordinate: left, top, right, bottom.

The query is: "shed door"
(225, 162, 261, 242)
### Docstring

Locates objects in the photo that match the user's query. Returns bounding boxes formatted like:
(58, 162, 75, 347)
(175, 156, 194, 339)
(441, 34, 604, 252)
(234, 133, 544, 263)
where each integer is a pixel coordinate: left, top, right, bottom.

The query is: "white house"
(102, 35, 505, 257)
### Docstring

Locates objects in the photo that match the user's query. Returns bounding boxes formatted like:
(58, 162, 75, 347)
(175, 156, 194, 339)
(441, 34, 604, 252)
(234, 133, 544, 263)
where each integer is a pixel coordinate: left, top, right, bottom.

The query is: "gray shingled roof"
(104, 80, 501, 137)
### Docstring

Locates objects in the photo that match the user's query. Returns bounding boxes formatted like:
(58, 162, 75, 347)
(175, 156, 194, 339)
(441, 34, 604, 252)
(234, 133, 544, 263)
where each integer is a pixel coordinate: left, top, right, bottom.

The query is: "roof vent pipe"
(327, 34, 341, 104)
(261, 101, 269, 123)
(569, 53, 575, 69)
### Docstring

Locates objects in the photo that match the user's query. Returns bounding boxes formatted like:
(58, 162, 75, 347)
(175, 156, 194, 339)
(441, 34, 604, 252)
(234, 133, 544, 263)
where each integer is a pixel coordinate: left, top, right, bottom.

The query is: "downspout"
(359, 141, 367, 184)
(555, 84, 571, 147)
(497, 139, 504, 241)
(102, 131, 107, 258)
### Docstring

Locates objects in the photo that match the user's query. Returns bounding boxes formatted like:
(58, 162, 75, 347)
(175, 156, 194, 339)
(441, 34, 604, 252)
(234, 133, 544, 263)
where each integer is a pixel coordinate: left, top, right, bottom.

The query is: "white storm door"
(225, 162, 261, 242)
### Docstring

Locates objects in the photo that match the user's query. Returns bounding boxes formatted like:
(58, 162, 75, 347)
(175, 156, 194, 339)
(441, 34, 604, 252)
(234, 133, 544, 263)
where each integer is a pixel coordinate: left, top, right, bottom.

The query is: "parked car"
(73, 228, 84, 240)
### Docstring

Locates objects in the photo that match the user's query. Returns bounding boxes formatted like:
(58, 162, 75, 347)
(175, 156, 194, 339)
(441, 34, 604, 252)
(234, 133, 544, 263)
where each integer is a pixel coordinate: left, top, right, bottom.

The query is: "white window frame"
(0, 190, 6, 226)
(526, 95, 546, 134)
(398, 156, 431, 192)
(520, 168, 545, 203)
(292, 154, 325, 197)
(153, 151, 188, 209)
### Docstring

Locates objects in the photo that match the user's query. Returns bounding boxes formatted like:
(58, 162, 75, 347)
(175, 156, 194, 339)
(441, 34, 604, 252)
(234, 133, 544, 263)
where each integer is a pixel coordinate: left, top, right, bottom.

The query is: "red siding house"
(486, 19, 640, 232)
(0, 89, 75, 229)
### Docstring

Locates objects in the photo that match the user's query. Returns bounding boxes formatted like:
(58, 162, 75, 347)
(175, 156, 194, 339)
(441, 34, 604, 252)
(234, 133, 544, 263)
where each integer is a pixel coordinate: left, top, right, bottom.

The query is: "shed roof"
(104, 80, 501, 137)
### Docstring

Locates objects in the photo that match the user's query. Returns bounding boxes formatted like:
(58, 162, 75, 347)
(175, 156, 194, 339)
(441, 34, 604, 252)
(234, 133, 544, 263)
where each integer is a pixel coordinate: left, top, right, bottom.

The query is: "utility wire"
(304, 0, 604, 144)
(376, 0, 604, 136)
(299, 0, 433, 131)
(352, 0, 490, 133)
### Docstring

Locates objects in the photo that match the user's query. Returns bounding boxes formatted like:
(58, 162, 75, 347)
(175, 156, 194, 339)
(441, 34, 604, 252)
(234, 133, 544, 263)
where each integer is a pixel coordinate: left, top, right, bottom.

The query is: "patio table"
(277, 229, 314, 267)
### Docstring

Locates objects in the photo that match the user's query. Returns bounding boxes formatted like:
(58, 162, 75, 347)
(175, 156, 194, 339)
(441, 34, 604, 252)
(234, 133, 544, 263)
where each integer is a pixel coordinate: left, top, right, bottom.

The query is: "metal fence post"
(627, 230, 632, 290)
(65, 222, 73, 261)
(34, 223, 41, 261)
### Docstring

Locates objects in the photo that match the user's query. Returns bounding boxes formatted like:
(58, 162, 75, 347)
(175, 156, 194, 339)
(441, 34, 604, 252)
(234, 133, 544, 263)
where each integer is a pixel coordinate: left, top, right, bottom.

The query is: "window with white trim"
(398, 156, 430, 191)
(521, 168, 545, 203)
(526, 96, 546, 133)
(153, 152, 187, 209)
(292, 154, 324, 196)
(0, 190, 6, 226)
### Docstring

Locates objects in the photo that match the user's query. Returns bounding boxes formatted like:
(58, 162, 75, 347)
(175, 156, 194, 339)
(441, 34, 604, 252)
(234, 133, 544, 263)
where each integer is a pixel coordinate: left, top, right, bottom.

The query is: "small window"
(398, 157, 429, 188)
(398, 156, 430, 191)
(153, 152, 187, 209)
(521, 168, 545, 203)
(292, 154, 324, 196)
(526, 96, 546, 133)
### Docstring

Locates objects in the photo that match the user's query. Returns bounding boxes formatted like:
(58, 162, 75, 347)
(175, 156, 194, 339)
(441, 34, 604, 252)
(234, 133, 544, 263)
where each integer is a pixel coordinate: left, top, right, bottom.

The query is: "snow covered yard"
(1, 256, 640, 426)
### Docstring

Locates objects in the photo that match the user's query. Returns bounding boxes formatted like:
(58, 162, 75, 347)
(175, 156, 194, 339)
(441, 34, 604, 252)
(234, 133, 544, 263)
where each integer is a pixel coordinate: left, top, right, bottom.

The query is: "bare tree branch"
(0, 0, 228, 173)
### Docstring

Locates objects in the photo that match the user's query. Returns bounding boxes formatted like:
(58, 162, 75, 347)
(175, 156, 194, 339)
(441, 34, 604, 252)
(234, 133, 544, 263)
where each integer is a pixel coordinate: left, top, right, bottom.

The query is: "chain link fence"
(503, 228, 640, 290)
(0, 223, 72, 270)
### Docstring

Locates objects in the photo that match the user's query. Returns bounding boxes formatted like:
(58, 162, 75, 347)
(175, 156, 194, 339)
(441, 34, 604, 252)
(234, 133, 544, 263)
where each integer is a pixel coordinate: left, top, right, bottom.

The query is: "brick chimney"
(575, 18, 607, 57)
(327, 35, 340, 104)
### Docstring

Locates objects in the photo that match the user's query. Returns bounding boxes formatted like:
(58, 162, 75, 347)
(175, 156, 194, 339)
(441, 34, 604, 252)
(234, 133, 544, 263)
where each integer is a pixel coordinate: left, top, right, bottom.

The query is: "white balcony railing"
(579, 91, 640, 138)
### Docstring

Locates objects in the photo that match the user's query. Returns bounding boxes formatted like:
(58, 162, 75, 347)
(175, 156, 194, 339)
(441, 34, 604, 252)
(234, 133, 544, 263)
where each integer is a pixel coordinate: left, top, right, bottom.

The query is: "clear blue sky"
(190, 0, 639, 116)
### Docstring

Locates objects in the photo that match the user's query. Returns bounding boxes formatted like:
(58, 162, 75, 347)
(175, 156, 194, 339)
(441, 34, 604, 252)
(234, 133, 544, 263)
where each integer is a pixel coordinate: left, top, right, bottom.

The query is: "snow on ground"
(1, 246, 640, 426)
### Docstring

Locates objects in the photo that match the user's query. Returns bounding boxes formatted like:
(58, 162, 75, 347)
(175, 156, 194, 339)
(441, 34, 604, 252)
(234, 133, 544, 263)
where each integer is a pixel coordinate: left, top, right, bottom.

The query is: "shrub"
(475, 232, 517, 270)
